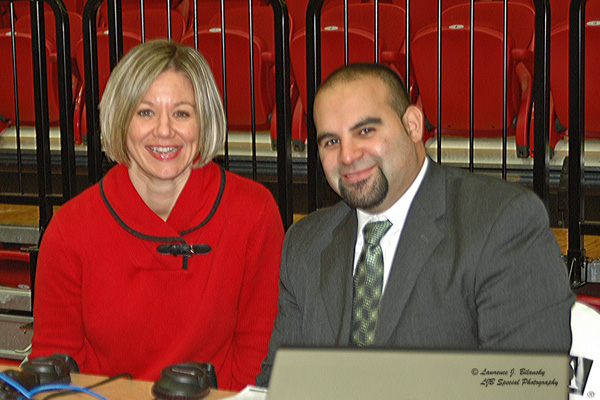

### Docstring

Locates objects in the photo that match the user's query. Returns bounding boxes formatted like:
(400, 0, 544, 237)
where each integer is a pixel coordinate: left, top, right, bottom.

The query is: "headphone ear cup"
(21, 355, 71, 385)
(199, 363, 217, 389)
(151, 363, 211, 400)
(51, 353, 80, 373)
(0, 368, 40, 398)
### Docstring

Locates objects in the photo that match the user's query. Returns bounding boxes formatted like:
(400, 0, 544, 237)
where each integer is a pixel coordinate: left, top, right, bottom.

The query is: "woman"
(30, 40, 284, 391)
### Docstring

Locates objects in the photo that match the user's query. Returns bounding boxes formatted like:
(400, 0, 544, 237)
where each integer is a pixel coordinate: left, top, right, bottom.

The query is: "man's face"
(314, 75, 425, 213)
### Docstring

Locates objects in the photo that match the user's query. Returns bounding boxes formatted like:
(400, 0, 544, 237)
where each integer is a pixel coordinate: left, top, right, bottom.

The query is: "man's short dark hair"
(317, 63, 411, 118)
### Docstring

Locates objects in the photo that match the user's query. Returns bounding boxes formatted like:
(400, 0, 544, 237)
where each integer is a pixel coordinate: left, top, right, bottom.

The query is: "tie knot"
(363, 220, 392, 246)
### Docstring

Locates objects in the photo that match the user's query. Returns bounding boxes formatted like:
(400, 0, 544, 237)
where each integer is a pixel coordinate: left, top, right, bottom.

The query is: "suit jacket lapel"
(320, 209, 357, 346)
(376, 160, 446, 345)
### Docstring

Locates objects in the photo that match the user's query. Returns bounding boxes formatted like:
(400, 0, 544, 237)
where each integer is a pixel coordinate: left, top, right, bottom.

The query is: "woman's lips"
(147, 146, 181, 160)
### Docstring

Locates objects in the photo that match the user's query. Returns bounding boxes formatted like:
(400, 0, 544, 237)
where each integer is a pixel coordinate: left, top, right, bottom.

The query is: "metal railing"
(80, 0, 295, 228)
(2, 0, 588, 243)
(0, 0, 76, 313)
(0, 0, 76, 238)
(567, 0, 598, 287)
(304, 0, 553, 212)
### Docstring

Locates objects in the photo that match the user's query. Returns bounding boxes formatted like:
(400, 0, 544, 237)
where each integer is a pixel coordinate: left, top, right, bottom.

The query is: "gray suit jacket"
(256, 160, 574, 386)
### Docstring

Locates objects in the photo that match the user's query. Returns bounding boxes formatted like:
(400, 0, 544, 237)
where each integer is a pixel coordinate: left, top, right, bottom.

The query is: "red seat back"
(0, 249, 30, 289)
(0, 32, 60, 124)
(207, 4, 291, 52)
(577, 295, 600, 313)
(121, 8, 187, 41)
(188, 0, 265, 29)
(182, 29, 274, 130)
(411, 24, 517, 135)
(549, 0, 570, 28)
(98, 0, 189, 27)
(550, 1, 600, 135)
(74, 30, 141, 101)
(290, 27, 390, 113)
(14, 11, 83, 53)
(321, 3, 406, 52)
(403, 0, 466, 40)
(74, 31, 141, 140)
(286, 0, 356, 36)
(442, 1, 535, 51)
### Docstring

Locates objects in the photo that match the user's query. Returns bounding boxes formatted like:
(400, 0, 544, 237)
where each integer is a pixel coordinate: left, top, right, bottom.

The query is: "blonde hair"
(99, 39, 226, 167)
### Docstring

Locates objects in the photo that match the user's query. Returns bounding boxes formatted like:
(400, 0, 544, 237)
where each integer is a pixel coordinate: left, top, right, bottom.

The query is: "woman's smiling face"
(126, 69, 200, 188)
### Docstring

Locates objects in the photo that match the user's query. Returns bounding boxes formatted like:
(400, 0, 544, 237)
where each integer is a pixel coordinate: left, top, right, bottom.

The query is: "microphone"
(156, 244, 212, 257)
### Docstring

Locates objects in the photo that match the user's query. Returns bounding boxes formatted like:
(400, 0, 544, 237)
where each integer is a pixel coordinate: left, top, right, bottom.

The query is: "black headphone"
(0, 354, 78, 400)
(1, 356, 218, 400)
(152, 362, 217, 400)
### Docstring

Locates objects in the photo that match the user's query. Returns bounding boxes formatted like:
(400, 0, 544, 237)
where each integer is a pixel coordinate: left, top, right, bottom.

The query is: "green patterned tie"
(351, 220, 392, 346)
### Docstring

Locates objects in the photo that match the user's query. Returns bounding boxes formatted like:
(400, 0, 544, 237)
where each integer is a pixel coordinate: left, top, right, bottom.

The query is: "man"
(255, 63, 574, 386)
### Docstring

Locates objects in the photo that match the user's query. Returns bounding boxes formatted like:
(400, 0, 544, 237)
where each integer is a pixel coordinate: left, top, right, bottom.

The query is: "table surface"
(0, 365, 236, 399)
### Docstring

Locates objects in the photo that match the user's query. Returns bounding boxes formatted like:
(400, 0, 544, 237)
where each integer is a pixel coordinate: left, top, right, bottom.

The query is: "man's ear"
(402, 105, 424, 144)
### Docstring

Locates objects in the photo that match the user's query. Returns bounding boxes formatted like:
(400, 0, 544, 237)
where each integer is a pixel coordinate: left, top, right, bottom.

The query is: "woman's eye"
(174, 111, 190, 118)
(138, 109, 153, 117)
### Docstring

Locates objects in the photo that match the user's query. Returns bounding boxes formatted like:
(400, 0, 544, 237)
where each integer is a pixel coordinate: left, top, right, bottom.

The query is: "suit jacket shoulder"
(394, 160, 573, 351)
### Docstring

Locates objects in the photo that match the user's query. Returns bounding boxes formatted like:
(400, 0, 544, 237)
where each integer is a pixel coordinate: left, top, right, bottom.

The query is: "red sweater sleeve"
(30, 204, 88, 365)
(229, 193, 284, 389)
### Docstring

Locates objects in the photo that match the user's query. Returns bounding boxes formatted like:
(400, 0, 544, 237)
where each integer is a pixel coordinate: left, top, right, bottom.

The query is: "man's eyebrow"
(316, 132, 335, 145)
(350, 117, 382, 131)
(316, 117, 383, 144)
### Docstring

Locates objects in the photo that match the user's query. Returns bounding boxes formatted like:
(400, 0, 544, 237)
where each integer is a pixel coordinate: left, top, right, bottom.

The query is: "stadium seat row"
(0, 0, 598, 157)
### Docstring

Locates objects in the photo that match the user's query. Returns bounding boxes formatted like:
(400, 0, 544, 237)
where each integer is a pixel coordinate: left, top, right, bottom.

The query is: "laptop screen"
(267, 348, 570, 400)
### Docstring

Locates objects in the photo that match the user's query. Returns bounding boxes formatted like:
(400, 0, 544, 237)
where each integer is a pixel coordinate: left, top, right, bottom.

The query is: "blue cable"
(0, 372, 110, 400)
(0, 371, 32, 399)
(29, 383, 110, 400)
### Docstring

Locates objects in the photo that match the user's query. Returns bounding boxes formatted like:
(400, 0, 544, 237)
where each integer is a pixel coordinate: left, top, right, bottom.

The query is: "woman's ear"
(402, 105, 424, 144)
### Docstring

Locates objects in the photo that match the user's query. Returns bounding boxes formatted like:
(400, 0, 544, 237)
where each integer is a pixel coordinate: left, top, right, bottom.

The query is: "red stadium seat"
(284, 0, 307, 36)
(320, 2, 410, 97)
(11, 12, 82, 140)
(285, 0, 355, 36)
(207, 4, 293, 53)
(577, 295, 600, 313)
(182, 28, 275, 131)
(0, 119, 9, 134)
(548, 0, 571, 28)
(121, 8, 187, 41)
(0, 248, 30, 289)
(73, 31, 141, 144)
(435, 1, 553, 157)
(411, 23, 534, 156)
(187, 0, 268, 30)
(14, 11, 83, 61)
(207, 5, 297, 147)
(290, 26, 404, 146)
(442, 1, 535, 51)
(13, 11, 83, 99)
(321, 3, 406, 52)
(0, 32, 61, 125)
(206, 4, 287, 89)
(98, 0, 189, 27)
(4, 0, 83, 21)
(550, 0, 600, 139)
(400, 0, 466, 39)
(0, 3, 9, 28)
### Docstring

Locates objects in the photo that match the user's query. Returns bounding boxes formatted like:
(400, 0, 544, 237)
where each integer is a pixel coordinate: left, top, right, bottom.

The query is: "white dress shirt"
(353, 157, 429, 293)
